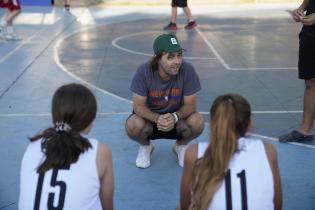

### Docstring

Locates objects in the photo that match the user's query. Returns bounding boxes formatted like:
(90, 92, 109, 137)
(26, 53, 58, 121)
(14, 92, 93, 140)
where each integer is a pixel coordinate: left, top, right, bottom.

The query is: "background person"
(179, 93, 282, 210)
(64, 0, 70, 11)
(163, 0, 197, 30)
(279, 0, 315, 143)
(19, 83, 114, 210)
(0, 0, 22, 40)
(125, 33, 204, 169)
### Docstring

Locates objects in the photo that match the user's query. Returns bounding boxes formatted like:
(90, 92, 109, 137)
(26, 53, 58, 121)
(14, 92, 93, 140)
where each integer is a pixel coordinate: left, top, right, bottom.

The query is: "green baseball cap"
(153, 33, 184, 54)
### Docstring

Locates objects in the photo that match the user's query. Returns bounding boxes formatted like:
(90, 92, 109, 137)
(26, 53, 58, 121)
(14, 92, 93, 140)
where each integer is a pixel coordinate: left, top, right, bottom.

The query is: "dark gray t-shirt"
(130, 61, 201, 114)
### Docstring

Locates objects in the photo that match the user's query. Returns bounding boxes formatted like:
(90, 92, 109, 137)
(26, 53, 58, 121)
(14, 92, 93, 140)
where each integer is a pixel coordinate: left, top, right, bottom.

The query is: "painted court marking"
(110, 28, 298, 71)
(195, 27, 298, 71)
(0, 28, 47, 65)
(112, 31, 217, 60)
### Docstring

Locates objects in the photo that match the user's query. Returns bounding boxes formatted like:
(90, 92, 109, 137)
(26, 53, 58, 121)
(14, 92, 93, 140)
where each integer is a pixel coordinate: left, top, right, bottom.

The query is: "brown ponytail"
(189, 94, 251, 210)
(30, 83, 97, 173)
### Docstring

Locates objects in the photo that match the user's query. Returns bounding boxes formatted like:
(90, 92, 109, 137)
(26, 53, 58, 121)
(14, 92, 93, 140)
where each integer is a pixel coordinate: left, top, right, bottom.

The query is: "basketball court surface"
(1, 3, 315, 210)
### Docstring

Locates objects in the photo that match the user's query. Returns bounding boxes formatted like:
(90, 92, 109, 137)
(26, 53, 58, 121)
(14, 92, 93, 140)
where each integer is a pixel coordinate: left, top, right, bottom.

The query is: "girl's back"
(19, 138, 102, 210)
(198, 137, 274, 210)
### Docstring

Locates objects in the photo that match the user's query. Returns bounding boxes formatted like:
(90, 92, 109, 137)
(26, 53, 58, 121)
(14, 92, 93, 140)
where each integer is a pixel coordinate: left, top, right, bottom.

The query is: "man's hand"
(157, 113, 176, 132)
(292, 8, 304, 22)
(301, 13, 315, 25)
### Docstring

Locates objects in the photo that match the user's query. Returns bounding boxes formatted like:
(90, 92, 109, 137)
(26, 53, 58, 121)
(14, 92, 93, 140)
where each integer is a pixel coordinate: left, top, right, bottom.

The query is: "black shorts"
(172, 0, 187, 8)
(298, 28, 315, 79)
(149, 122, 182, 140)
(127, 112, 182, 140)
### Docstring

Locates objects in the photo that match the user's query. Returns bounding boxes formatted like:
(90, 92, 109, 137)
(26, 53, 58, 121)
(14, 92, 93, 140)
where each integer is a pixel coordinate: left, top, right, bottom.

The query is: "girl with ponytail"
(19, 83, 114, 210)
(178, 93, 282, 210)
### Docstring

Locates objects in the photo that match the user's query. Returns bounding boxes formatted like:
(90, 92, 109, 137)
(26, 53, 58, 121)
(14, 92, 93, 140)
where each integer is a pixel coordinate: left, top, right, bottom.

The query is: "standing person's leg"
(3, 0, 22, 41)
(64, 0, 70, 11)
(170, 7, 177, 24)
(299, 78, 315, 134)
(183, 7, 193, 22)
(183, 0, 197, 29)
(279, 31, 315, 142)
(163, 0, 178, 30)
(5, 9, 21, 38)
(4, 9, 20, 26)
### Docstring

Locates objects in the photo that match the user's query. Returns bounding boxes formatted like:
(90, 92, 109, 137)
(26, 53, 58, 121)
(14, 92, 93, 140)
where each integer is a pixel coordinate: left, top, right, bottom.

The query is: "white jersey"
(198, 136, 274, 210)
(19, 138, 102, 210)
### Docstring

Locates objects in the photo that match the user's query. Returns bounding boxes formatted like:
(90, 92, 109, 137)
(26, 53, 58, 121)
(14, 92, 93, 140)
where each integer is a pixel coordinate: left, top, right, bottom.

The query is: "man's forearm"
(176, 104, 196, 120)
(134, 105, 160, 123)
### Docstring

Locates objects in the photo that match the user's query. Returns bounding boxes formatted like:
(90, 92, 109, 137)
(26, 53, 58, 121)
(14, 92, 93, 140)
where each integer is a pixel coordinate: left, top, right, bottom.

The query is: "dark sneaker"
(163, 22, 177, 31)
(64, 4, 70, 11)
(279, 130, 314, 143)
(185, 21, 197, 30)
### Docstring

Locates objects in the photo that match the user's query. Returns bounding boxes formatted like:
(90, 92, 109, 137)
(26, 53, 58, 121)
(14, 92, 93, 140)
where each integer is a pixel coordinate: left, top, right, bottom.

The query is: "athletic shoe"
(184, 21, 197, 30)
(5, 33, 22, 41)
(65, 4, 70, 11)
(172, 143, 188, 167)
(279, 130, 314, 143)
(136, 143, 154, 168)
(163, 22, 177, 31)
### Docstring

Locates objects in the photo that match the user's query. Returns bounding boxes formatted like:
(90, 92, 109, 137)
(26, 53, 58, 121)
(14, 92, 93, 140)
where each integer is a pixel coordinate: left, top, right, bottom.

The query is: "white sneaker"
(172, 143, 188, 167)
(5, 33, 22, 41)
(136, 143, 154, 168)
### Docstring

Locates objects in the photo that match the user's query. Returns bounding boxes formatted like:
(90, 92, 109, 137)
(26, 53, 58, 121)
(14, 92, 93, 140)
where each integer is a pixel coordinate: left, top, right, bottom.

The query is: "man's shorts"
(298, 28, 315, 80)
(0, 0, 21, 11)
(149, 122, 182, 140)
(172, 0, 187, 8)
(127, 113, 182, 140)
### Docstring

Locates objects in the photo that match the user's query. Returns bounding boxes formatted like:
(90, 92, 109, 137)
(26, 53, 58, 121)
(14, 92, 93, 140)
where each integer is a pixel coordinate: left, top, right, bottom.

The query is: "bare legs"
(299, 78, 315, 135)
(125, 112, 204, 145)
(4, 9, 20, 26)
(183, 7, 194, 22)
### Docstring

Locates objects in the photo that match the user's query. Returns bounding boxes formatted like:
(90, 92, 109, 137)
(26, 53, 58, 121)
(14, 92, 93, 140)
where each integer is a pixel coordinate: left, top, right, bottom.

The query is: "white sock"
(0, 19, 7, 27)
(7, 26, 14, 34)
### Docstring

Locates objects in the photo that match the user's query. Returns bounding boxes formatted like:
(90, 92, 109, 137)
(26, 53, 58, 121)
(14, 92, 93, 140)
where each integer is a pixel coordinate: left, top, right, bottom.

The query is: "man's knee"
(177, 112, 204, 139)
(125, 115, 152, 139)
(126, 115, 143, 137)
(187, 112, 205, 134)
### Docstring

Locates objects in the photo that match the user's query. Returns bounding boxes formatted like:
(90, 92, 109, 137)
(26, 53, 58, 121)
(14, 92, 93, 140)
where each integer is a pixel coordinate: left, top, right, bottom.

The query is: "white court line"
(195, 27, 232, 70)
(112, 30, 217, 60)
(231, 67, 298, 71)
(0, 28, 47, 65)
(195, 27, 298, 71)
(54, 37, 132, 104)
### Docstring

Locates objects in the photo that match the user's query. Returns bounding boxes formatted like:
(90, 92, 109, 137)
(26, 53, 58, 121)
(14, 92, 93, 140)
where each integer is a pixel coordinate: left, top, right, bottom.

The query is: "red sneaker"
(185, 21, 197, 30)
(163, 22, 177, 30)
